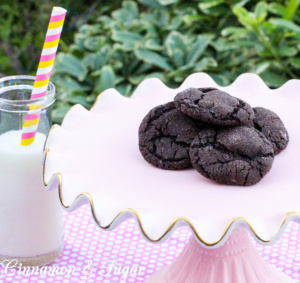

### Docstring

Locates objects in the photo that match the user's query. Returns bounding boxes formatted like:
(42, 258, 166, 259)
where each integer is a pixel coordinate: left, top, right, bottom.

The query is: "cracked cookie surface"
(139, 102, 202, 170)
(252, 107, 289, 155)
(190, 126, 274, 186)
(174, 88, 254, 126)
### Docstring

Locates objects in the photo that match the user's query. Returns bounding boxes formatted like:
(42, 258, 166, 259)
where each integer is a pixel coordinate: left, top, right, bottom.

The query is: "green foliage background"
(1, 0, 300, 123)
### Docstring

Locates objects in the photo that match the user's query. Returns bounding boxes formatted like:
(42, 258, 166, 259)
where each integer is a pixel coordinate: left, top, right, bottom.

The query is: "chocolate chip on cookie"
(174, 88, 254, 126)
(189, 126, 274, 186)
(139, 102, 202, 170)
(252, 107, 289, 155)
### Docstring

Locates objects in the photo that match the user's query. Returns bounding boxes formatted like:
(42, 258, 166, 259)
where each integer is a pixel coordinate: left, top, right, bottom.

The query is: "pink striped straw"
(21, 7, 67, 146)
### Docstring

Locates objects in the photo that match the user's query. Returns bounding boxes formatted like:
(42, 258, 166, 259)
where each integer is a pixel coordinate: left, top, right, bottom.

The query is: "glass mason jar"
(0, 76, 64, 266)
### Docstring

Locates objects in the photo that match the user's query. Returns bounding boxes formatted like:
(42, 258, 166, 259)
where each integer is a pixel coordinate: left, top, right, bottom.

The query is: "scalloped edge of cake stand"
(43, 72, 300, 249)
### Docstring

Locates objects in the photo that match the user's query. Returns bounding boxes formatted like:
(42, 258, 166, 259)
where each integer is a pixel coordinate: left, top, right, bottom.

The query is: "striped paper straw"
(20, 7, 67, 146)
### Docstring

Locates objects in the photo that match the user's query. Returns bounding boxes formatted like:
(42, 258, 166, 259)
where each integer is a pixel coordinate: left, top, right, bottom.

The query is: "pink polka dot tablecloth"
(1, 205, 300, 282)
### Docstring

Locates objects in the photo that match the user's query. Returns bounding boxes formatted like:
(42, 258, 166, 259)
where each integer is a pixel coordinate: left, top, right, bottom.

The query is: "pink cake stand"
(43, 73, 300, 282)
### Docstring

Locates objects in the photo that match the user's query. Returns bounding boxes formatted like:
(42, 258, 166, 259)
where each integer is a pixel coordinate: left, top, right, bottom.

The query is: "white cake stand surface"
(44, 73, 300, 282)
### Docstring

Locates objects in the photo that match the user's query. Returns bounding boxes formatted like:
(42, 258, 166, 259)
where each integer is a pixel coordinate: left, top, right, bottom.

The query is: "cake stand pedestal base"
(145, 228, 293, 283)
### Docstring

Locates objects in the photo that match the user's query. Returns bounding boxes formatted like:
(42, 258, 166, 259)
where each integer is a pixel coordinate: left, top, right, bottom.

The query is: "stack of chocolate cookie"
(138, 88, 289, 186)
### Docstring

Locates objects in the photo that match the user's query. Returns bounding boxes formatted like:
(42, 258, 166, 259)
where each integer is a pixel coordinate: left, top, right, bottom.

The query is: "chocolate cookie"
(252, 107, 289, 155)
(190, 126, 274, 186)
(174, 88, 254, 126)
(139, 102, 201, 170)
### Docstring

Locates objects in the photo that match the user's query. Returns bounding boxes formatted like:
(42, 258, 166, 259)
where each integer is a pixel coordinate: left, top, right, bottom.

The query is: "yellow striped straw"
(21, 7, 67, 146)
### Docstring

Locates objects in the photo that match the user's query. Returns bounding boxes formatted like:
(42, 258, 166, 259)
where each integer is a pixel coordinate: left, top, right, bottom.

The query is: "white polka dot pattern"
(0, 205, 299, 282)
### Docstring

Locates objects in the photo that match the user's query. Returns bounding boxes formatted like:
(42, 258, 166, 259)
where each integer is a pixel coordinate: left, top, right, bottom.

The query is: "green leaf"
(112, 1, 139, 24)
(112, 31, 144, 50)
(221, 27, 249, 39)
(233, 6, 257, 31)
(270, 18, 300, 35)
(116, 83, 133, 97)
(66, 94, 91, 108)
(251, 61, 270, 74)
(173, 49, 185, 67)
(79, 24, 101, 36)
(128, 74, 146, 85)
(121, 1, 139, 19)
(85, 46, 111, 71)
(152, 10, 170, 28)
(258, 49, 273, 57)
(182, 15, 207, 25)
(198, 0, 225, 15)
(187, 36, 211, 65)
(232, 0, 250, 7)
(268, 3, 286, 16)
(167, 17, 182, 30)
(254, 2, 268, 23)
(145, 38, 164, 51)
(95, 65, 116, 94)
(97, 16, 113, 26)
(83, 54, 97, 69)
(112, 31, 144, 43)
(53, 75, 88, 94)
(53, 53, 88, 82)
(260, 71, 288, 88)
(86, 94, 98, 103)
(200, 6, 228, 16)
(144, 72, 168, 83)
(288, 57, 300, 68)
(52, 104, 71, 124)
(221, 27, 245, 36)
(137, 0, 162, 8)
(199, 0, 225, 9)
(194, 57, 218, 71)
(156, 0, 178, 5)
(165, 31, 187, 59)
(168, 65, 194, 81)
(74, 34, 86, 51)
(212, 38, 254, 51)
(135, 48, 172, 71)
(129, 72, 167, 85)
(277, 46, 297, 57)
(83, 36, 105, 52)
(284, 0, 299, 20)
(210, 74, 231, 86)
